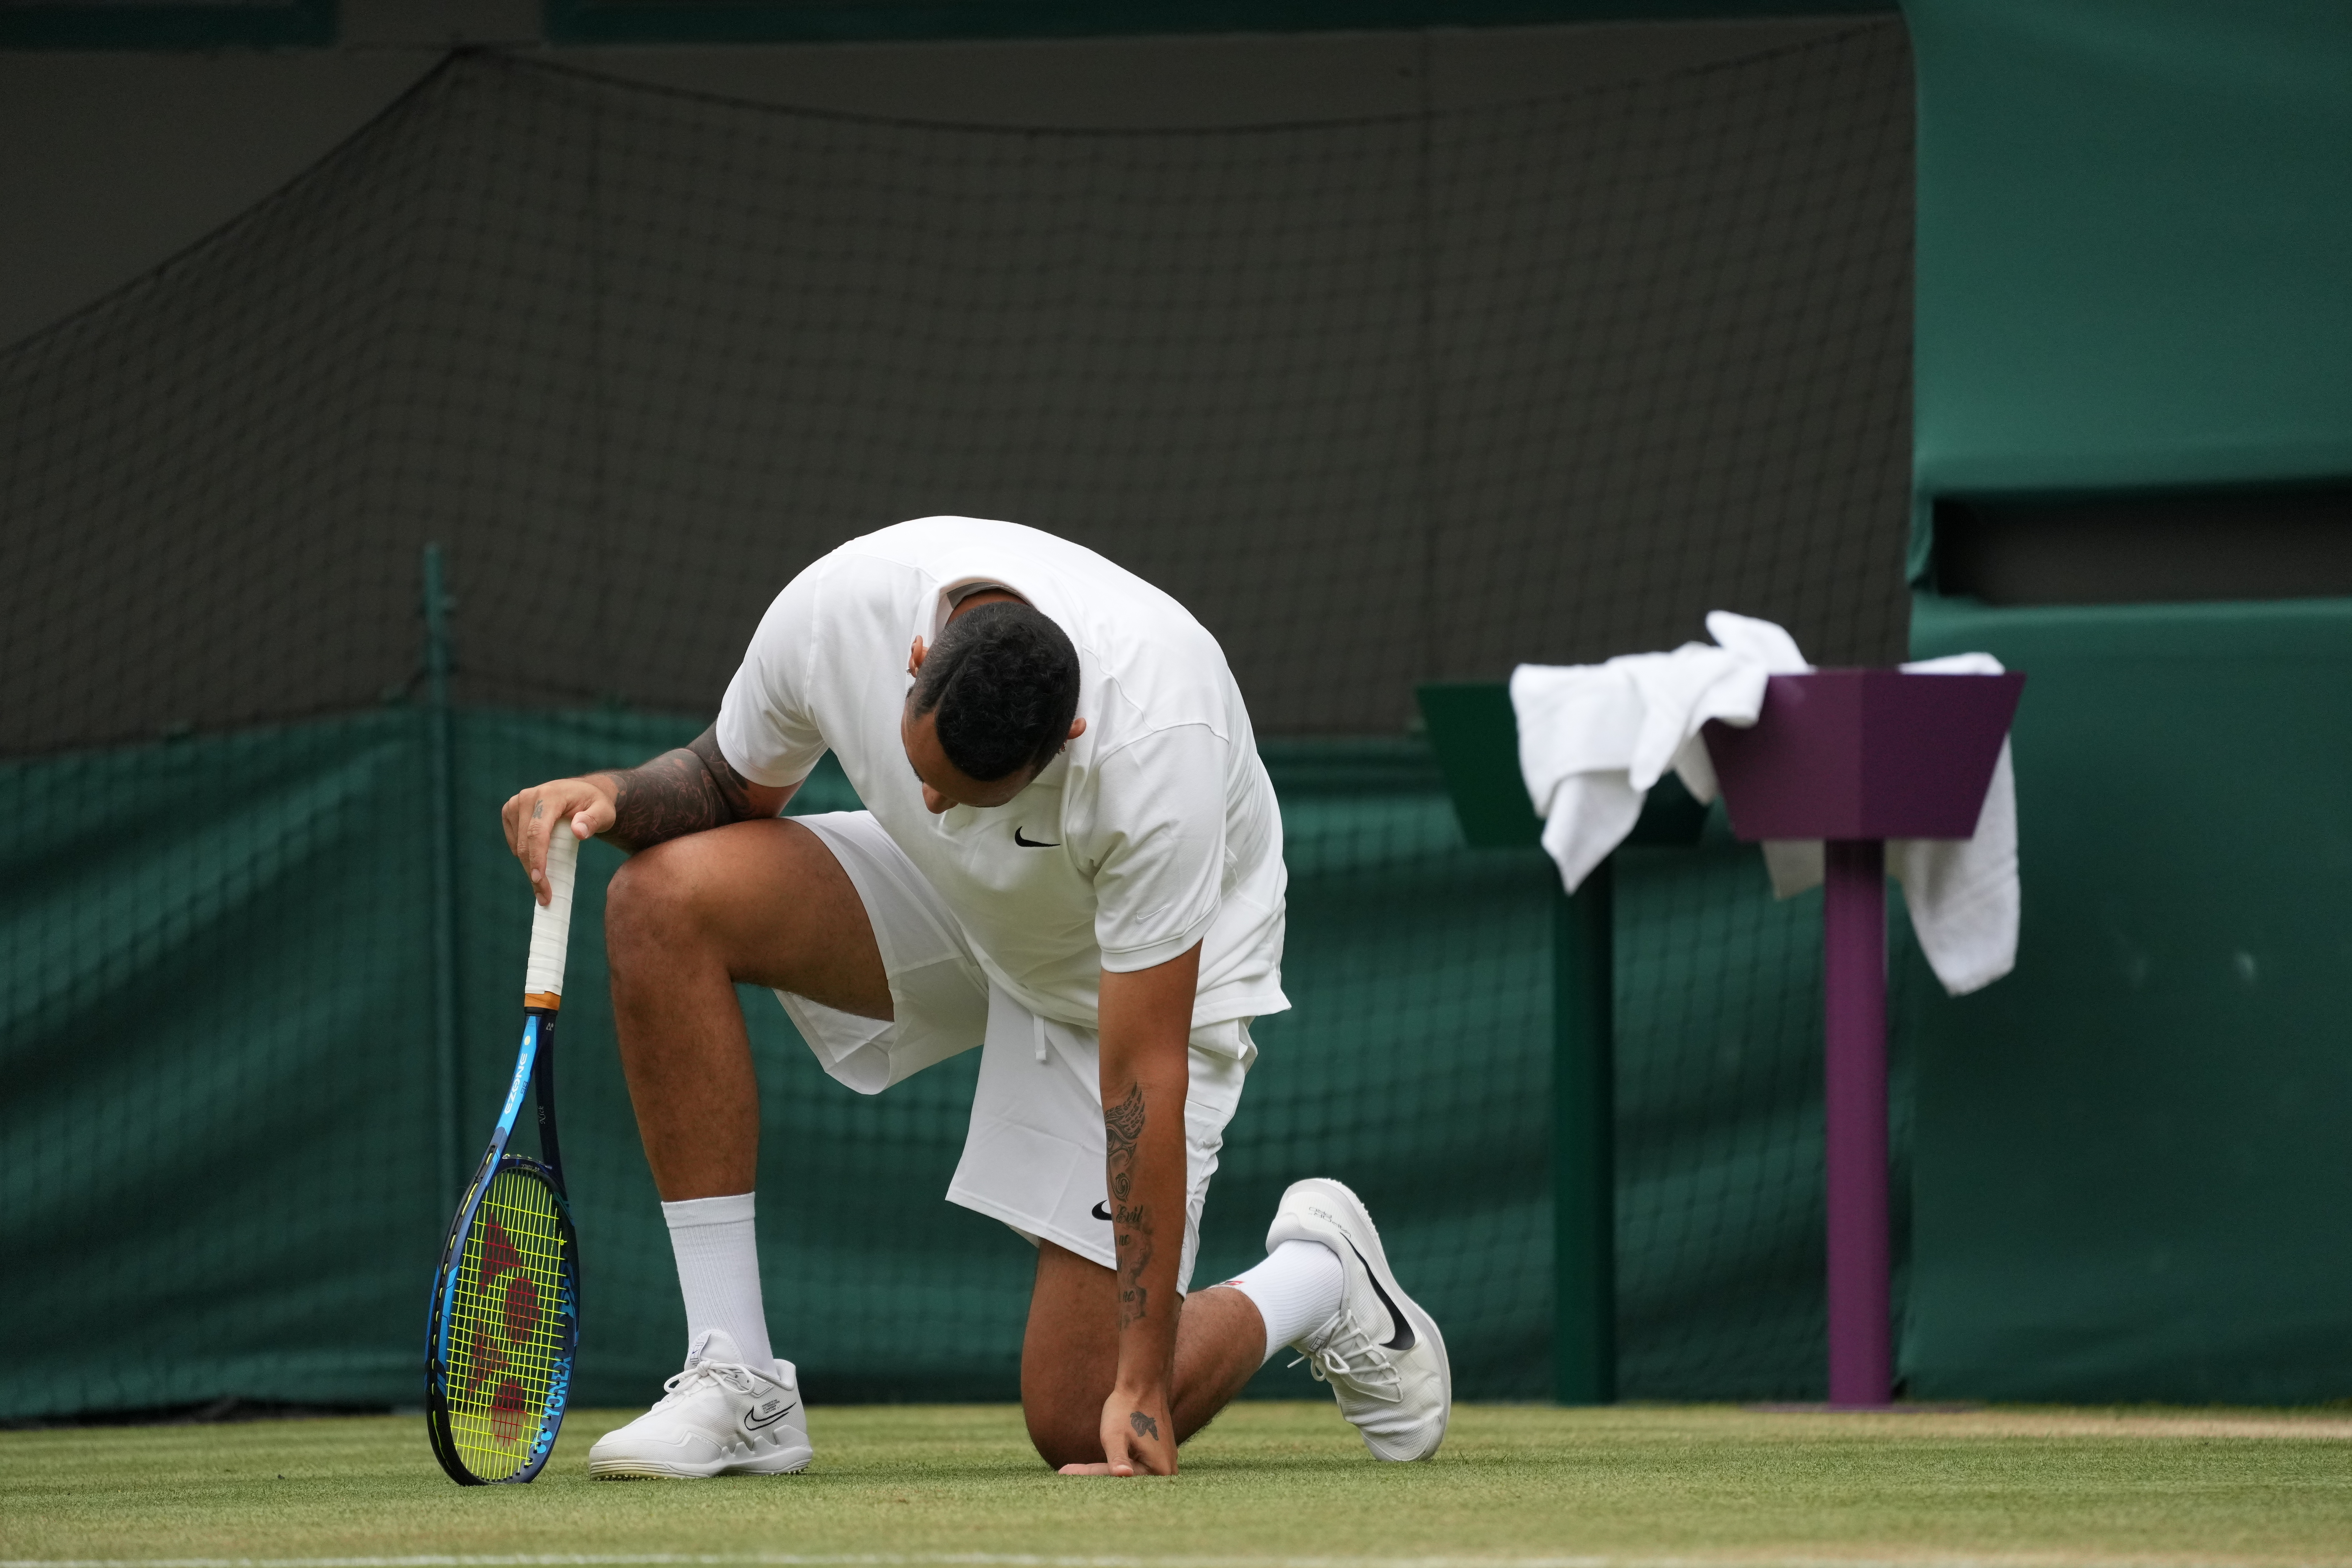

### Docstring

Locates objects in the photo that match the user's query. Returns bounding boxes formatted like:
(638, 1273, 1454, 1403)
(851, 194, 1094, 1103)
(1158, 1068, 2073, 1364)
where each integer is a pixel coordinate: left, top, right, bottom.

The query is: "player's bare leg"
(604, 816, 891, 1201)
(588, 815, 872, 1478)
(1021, 1241, 1266, 1469)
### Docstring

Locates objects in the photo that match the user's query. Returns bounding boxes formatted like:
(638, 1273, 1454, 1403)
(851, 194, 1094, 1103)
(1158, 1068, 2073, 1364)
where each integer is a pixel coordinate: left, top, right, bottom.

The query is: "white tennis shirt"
(715, 517, 1289, 1037)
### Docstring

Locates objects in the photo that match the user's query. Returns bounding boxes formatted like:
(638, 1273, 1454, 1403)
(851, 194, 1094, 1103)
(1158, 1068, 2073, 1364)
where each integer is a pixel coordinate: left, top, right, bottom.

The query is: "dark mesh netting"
(0, 31, 1908, 755)
(0, 24, 1915, 1418)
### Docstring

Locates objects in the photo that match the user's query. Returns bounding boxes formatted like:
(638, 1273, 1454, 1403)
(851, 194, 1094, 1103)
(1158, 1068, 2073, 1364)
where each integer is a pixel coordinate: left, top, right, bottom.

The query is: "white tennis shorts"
(773, 810, 1253, 1293)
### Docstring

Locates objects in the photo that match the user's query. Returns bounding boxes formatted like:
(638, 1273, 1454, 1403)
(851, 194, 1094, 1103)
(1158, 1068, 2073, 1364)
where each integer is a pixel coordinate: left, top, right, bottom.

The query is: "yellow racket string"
(444, 1169, 570, 1480)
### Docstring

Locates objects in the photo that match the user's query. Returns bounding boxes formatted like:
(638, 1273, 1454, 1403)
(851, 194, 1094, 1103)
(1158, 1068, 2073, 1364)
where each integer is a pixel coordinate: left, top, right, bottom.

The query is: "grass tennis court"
(7, 1403, 2351, 1566)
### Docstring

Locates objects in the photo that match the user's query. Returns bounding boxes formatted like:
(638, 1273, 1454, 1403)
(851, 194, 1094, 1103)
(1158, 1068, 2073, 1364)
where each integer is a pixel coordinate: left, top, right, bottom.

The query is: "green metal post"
(423, 544, 461, 1196)
(1553, 859, 1617, 1404)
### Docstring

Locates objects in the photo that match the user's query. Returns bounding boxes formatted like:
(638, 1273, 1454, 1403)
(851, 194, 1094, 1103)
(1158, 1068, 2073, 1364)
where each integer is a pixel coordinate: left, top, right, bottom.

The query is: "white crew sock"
(1224, 1239, 1346, 1365)
(660, 1192, 774, 1368)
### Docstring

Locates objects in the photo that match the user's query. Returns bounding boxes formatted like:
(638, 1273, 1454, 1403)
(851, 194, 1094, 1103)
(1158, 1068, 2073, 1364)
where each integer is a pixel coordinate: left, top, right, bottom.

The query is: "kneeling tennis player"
(503, 517, 1448, 1478)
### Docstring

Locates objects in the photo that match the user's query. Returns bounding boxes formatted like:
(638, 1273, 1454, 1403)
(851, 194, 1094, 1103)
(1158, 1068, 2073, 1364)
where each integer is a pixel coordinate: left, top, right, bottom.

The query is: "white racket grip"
(524, 824, 580, 1008)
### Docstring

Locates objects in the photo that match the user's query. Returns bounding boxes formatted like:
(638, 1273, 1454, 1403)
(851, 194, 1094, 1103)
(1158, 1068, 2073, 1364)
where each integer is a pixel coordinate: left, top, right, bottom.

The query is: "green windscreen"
(1, 713, 1849, 1415)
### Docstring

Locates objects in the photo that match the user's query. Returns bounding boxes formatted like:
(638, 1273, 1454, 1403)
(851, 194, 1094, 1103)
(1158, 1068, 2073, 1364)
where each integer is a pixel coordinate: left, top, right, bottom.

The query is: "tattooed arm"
(1089, 940, 1202, 1478)
(500, 724, 797, 905)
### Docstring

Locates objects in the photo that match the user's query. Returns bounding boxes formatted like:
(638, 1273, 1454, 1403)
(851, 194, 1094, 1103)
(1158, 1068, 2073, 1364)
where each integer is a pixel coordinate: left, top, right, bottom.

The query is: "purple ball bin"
(1703, 669, 2024, 1407)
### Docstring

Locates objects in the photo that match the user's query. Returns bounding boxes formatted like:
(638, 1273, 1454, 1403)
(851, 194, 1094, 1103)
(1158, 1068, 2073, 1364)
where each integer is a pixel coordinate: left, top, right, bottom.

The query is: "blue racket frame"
(425, 1009, 581, 1485)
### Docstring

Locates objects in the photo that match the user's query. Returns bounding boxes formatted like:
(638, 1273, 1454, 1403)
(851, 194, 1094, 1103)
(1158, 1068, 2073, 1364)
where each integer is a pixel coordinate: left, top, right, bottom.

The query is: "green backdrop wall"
(1898, 0, 2352, 1401)
(1903, 595, 2352, 1402)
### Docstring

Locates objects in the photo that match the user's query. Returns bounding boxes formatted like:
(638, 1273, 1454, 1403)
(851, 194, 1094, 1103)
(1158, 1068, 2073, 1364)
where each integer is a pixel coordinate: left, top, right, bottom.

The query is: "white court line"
(28, 1561, 1527, 1568)
(0, 1559, 1611, 1568)
(0, 1556, 2318, 1568)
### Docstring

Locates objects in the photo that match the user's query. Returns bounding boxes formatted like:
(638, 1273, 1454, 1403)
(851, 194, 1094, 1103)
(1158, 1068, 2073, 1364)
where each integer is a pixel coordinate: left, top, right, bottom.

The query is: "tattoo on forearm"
(607, 748, 722, 849)
(1130, 1410, 1160, 1441)
(1105, 1083, 1155, 1328)
(1104, 1083, 1145, 1201)
(1115, 1199, 1154, 1328)
(606, 725, 764, 850)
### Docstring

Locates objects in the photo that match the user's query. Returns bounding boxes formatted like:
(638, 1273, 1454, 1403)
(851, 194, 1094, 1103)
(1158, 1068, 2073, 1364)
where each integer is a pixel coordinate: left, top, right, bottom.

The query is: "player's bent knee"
(603, 839, 716, 959)
(1023, 1399, 1106, 1470)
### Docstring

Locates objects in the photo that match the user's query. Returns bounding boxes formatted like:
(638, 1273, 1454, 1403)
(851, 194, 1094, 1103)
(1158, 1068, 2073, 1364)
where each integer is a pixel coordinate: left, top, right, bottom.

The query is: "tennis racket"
(425, 822, 584, 1485)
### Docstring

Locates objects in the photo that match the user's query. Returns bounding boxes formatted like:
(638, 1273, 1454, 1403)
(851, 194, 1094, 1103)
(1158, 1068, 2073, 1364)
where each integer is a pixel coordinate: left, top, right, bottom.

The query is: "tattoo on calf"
(1130, 1410, 1160, 1441)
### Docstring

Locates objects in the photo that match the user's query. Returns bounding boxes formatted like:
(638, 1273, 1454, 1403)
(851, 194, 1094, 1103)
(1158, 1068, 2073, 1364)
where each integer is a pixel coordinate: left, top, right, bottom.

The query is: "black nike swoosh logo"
(1014, 828, 1060, 847)
(1348, 1241, 1416, 1352)
(743, 1400, 797, 1431)
(1091, 1201, 1113, 1222)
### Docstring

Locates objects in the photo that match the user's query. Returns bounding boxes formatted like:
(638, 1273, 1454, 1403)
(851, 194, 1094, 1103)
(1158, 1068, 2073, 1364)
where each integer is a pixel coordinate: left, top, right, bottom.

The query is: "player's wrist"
(1109, 1369, 1173, 1408)
(571, 773, 622, 830)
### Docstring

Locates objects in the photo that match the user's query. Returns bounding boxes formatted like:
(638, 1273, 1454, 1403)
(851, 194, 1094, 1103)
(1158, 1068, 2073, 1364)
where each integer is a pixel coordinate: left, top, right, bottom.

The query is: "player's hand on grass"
(501, 776, 617, 905)
(1059, 1385, 1176, 1477)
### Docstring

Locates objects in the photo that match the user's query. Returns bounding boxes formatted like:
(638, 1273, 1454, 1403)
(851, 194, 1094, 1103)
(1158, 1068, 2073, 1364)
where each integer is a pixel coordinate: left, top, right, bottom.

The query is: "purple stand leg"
(1823, 837, 1890, 1408)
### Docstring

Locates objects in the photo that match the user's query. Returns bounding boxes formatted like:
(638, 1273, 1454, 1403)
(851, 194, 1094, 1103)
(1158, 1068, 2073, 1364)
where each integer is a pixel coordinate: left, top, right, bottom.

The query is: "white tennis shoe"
(586, 1329, 812, 1479)
(1267, 1177, 1452, 1462)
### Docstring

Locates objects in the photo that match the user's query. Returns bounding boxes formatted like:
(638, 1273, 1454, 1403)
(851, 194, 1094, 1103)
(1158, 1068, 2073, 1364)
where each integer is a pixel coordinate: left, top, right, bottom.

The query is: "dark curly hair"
(909, 601, 1082, 783)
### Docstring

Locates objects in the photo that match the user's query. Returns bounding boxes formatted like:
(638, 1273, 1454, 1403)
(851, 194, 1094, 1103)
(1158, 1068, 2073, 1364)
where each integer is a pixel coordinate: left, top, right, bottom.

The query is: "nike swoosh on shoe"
(1349, 1240, 1416, 1351)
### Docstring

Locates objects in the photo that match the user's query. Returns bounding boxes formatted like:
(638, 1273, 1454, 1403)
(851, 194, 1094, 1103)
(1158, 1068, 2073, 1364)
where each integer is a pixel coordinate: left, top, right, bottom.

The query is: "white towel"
(1510, 615, 2018, 997)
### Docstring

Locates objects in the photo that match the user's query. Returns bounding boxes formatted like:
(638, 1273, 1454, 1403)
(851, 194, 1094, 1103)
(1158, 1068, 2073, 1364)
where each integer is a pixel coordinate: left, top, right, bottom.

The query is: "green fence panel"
(0, 714, 441, 1420)
(3, 708, 1860, 1418)
(1615, 837, 1890, 1401)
